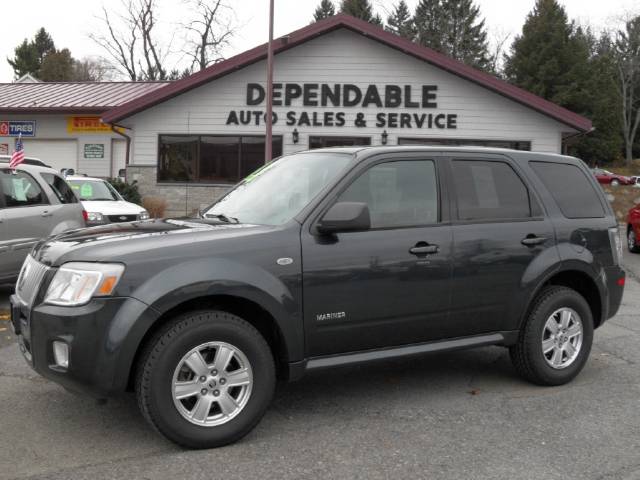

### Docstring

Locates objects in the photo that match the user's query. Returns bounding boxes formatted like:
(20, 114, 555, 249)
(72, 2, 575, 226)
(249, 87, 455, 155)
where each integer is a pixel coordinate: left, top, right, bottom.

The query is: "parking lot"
(0, 257, 639, 480)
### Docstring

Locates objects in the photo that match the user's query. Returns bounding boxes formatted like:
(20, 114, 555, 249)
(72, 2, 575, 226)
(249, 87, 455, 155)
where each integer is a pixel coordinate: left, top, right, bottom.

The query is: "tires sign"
(0, 120, 36, 137)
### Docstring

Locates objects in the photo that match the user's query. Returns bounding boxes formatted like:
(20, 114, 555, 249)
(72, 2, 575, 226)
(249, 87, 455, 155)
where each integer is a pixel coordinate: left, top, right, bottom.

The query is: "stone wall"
(127, 165, 232, 217)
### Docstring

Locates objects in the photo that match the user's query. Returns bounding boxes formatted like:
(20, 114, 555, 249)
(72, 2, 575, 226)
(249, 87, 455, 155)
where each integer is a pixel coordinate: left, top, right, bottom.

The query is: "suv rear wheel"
(510, 286, 593, 386)
(628, 227, 640, 253)
(135, 310, 276, 448)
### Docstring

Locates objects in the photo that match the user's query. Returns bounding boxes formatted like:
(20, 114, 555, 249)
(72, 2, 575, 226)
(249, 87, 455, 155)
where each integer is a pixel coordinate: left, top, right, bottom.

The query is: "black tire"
(510, 286, 594, 386)
(135, 310, 276, 449)
(628, 227, 640, 253)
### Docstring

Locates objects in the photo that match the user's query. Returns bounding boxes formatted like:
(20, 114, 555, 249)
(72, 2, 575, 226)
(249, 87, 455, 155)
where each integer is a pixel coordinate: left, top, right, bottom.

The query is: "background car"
(0, 157, 85, 283)
(627, 203, 640, 253)
(592, 168, 633, 186)
(65, 175, 149, 225)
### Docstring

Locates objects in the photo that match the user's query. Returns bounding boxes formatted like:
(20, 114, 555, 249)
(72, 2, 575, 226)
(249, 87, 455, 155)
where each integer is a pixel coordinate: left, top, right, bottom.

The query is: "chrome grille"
(107, 214, 138, 223)
(15, 255, 49, 306)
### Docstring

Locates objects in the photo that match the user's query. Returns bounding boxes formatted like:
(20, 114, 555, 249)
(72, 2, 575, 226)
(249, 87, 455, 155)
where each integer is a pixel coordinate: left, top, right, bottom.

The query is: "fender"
(108, 257, 303, 390)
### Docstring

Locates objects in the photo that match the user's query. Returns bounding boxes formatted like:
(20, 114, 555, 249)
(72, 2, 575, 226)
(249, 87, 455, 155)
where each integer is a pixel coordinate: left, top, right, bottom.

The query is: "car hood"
(31, 218, 271, 266)
(80, 200, 145, 215)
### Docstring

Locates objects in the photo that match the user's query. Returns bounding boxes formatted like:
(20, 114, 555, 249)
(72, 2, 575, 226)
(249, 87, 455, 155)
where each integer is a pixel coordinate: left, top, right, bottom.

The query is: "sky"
(0, 0, 638, 82)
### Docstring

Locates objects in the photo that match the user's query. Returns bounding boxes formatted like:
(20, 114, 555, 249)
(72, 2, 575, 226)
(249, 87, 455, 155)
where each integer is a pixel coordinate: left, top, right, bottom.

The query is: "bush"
(143, 196, 167, 218)
(108, 178, 142, 205)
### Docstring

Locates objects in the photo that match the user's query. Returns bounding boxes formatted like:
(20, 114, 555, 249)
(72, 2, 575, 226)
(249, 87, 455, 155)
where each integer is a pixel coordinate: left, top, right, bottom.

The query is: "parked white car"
(65, 175, 149, 225)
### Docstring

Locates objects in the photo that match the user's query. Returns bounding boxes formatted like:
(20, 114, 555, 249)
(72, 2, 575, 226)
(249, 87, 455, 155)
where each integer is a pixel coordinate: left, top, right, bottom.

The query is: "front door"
(0, 169, 53, 276)
(446, 156, 557, 336)
(301, 157, 453, 357)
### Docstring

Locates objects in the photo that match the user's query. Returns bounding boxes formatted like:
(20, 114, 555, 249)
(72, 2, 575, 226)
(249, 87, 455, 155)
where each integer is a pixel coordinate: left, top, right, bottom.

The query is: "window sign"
(84, 144, 105, 159)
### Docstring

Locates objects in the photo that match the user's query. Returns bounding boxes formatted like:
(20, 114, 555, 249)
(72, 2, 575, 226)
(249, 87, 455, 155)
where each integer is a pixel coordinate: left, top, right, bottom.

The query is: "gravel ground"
(0, 256, 639, 480)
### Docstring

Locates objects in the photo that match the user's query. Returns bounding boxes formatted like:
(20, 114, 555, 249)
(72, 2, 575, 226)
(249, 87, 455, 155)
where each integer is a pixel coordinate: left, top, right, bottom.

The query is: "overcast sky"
(1, 0, 638, 83)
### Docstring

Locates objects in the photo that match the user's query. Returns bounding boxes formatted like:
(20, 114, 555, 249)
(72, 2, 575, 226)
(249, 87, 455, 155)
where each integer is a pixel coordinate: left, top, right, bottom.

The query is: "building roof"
(102, 14, 592, 132)
(0, 81, 169, 114)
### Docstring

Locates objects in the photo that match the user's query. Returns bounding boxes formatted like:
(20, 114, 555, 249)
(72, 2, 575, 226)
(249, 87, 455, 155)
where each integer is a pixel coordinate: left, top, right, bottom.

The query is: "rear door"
(0, 169, 54, 276)
(446, 154, 557, 335)
(301, 155, 454, 356)
(39, 172, 84, 233)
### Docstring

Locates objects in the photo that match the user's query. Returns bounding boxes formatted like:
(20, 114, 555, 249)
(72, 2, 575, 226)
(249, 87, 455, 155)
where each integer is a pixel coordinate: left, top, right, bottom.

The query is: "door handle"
(521, 235, 547, 246)
(41, 211, 53, 217)
(409, 243, 439, 255)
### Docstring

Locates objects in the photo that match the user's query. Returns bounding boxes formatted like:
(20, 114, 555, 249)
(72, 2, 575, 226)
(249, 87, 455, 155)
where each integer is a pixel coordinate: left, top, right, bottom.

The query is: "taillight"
(82, 210, 88, 222)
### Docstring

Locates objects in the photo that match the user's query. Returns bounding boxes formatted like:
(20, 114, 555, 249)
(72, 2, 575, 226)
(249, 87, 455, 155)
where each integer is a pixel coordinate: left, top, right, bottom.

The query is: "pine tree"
(7, 28, 56, 79)
(39, 48, 75, 81)
(340, 0, 382, 26)
(313, 0, 336, 21)
(504, 0, 577, 101)
(386, 1, 415, 40)
(413, 0, 490, 69)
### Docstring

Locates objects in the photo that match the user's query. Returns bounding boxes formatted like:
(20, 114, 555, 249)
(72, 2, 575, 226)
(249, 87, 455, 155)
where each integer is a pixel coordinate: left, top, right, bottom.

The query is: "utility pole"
(265, 0, 274, 164)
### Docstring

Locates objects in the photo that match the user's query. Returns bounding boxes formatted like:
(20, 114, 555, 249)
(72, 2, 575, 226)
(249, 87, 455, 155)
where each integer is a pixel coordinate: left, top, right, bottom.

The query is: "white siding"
(123, 28, 575, 167)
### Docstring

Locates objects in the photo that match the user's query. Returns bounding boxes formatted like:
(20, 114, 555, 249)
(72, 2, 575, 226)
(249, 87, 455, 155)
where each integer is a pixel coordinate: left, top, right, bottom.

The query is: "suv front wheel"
(510, 286, 594, 386)
(135, 310, 276, 448)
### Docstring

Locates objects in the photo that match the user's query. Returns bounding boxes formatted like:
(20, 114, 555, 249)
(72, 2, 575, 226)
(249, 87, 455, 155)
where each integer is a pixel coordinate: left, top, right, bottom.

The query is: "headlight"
(44, 262, 125, 306)
(139, 210, 150, 220)
(86, 212, 105, 222)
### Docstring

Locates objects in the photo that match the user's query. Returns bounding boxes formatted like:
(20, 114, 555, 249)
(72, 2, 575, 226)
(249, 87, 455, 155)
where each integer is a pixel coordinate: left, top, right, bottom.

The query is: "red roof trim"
(102, 14, 592, 132)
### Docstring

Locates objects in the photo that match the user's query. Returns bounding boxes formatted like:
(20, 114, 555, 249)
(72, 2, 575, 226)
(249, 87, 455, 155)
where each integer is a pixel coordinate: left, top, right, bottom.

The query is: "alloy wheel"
(172, 341, 253, 426)
(541, 308, 583, 369)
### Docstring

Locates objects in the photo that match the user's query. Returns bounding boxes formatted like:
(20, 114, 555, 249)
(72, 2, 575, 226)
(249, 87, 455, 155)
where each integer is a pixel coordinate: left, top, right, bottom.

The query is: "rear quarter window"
(41, 173, 78, 204)
(529, 161, 605, 218)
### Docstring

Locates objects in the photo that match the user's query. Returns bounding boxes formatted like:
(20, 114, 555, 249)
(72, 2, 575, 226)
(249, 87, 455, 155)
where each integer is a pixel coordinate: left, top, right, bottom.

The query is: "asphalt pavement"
(1, 257, 639, 480)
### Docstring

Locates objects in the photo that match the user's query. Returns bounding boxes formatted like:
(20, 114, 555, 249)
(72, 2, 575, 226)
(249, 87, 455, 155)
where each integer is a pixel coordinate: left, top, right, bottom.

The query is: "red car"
(592, 168, 634, 186)
(627, 204, 640, 253)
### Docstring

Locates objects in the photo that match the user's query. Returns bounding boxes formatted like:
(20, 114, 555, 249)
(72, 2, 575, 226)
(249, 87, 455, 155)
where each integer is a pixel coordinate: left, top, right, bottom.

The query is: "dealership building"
(1, 15, 592, 216)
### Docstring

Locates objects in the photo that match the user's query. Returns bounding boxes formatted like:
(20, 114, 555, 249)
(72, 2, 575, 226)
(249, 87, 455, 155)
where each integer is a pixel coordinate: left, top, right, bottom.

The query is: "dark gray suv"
(11, 147, 625, 448)
(0, 159, 85, 282)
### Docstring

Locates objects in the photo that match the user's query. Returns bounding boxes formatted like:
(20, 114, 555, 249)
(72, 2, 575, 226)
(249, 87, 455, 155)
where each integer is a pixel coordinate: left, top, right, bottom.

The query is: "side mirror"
(317, 202, 370, 234)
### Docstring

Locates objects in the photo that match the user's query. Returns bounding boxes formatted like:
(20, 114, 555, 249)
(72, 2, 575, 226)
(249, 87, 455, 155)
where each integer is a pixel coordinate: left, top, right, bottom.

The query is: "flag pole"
(265, 0, 274, 164)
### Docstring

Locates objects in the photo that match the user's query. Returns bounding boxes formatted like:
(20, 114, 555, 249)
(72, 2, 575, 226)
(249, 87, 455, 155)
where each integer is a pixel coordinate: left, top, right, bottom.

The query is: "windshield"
(68, 179, 121, 201)
(205, 152, 352, 225)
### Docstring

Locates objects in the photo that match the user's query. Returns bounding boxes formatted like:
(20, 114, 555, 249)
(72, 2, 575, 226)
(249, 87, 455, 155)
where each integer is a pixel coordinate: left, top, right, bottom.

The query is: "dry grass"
(142, 196, 168, 219)
(604, 159, 640, 177)
(602, 185, 640, 223)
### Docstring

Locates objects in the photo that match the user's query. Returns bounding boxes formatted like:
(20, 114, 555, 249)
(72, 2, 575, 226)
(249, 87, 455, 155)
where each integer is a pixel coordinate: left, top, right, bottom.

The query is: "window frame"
(445, 156, 543, 225)
(0, 168, 50, 209)
(398, 137, 532, 151)
(308, 135, 372, 149)
(156, 134, 283, 185)
(311, 154, 446, 233)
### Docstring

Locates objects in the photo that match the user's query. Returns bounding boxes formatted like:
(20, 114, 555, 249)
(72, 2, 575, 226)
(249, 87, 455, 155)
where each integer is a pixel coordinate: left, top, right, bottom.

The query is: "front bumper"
(11, 294, 154, 398)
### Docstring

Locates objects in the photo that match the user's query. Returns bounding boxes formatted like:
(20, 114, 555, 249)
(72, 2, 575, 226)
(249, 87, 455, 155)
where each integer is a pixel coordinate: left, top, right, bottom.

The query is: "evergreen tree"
(504, 0, 577, 101)
(339, 0, 382, 26)
(7, 28, 56, 79)
(413, 0, 490, 70)
(39, 48, 75, 81)
(386, 1, 415, 40)
(313, 0, 336, 21)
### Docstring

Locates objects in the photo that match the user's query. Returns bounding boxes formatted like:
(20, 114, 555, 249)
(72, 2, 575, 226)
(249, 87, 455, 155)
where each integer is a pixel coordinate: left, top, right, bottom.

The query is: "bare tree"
(73, 57, 118, 81)
(181, 0, 235, 71)
(90, 0, 174, 80)
(614, 15, 640, 164)
(488, 28, 510, 76)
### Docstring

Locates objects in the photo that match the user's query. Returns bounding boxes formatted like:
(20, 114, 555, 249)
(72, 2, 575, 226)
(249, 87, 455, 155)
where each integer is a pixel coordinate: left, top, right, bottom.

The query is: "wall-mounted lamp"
(381, 130, 388, 145)
(292, 128, 299, 144)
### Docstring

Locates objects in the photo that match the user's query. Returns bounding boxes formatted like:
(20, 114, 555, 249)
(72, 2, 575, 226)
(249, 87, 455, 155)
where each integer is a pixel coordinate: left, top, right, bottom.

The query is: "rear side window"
(0, 169, 49, 207)
(41, 173, 78, 204)
(451, 160, 531, 220)
(530, 162, 605, 218)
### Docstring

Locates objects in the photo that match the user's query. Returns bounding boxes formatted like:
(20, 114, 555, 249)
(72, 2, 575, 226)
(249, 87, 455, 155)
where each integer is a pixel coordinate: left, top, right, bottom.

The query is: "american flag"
(9, 134, 24, 169)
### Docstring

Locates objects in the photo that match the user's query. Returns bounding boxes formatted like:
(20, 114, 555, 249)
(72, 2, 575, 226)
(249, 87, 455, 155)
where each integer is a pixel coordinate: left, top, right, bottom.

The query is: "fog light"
(53, 341, 69, 368)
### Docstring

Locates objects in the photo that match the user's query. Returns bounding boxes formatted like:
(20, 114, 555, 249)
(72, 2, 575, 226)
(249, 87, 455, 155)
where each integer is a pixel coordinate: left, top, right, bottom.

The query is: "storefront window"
(309, 136, 371, 149)
(398, 138, 531, 151)
(158, 135, 282, 183)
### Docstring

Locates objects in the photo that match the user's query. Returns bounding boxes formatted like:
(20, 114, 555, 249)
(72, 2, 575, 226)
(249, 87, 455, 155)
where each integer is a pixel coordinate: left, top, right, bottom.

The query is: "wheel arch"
(126, 292, 294, 392)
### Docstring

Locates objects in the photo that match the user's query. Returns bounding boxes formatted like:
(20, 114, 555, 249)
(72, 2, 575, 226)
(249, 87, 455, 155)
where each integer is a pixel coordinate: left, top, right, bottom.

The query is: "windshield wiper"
(204, 213, 240, 223)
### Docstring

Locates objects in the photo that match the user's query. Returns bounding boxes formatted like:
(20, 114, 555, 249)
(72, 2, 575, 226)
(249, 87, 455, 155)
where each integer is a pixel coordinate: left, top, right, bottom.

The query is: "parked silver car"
(0, 157, 85, 282)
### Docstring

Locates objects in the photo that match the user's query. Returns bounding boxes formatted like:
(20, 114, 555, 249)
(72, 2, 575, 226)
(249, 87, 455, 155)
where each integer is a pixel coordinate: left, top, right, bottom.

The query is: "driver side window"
(337, 160, 439, 229)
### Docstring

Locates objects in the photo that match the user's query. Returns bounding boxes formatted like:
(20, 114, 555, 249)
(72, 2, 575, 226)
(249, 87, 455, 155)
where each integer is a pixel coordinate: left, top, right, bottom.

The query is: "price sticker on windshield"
(80, 183, 93, 198)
